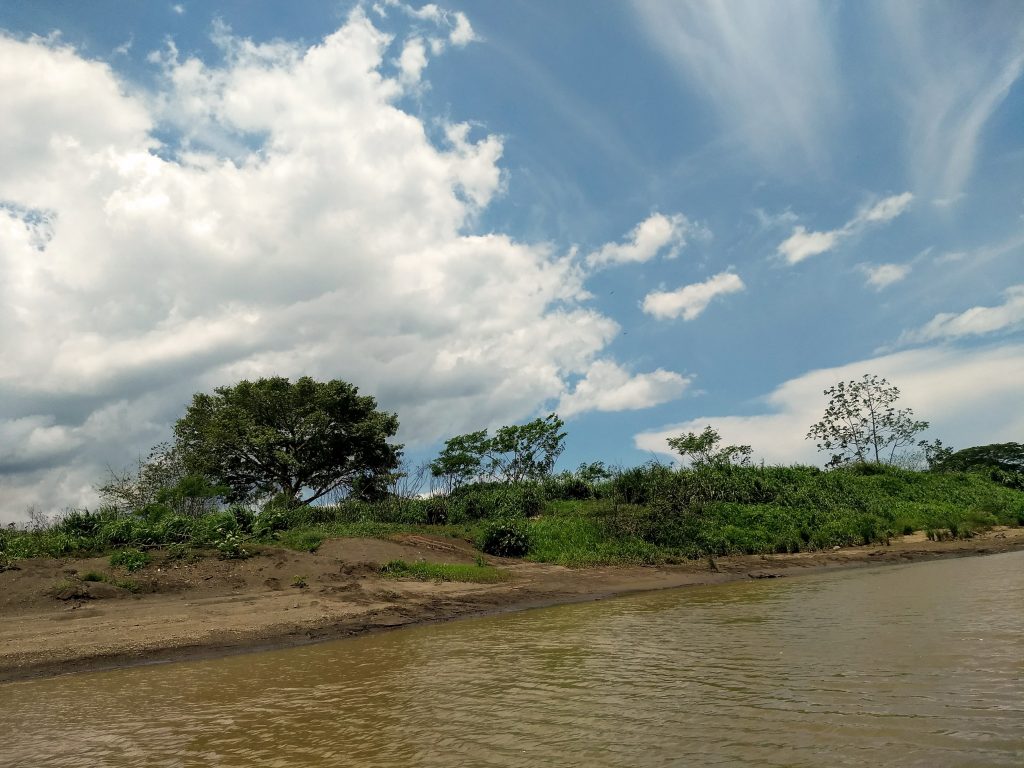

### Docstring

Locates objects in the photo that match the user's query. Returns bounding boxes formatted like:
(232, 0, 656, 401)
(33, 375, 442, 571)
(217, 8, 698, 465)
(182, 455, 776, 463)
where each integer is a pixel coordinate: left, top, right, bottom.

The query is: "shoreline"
(2, 527, 1023, 684)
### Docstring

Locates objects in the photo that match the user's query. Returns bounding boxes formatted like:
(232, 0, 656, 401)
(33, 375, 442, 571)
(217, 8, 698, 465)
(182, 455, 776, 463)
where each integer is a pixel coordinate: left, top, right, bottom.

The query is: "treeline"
(1, 375, 1022, 567)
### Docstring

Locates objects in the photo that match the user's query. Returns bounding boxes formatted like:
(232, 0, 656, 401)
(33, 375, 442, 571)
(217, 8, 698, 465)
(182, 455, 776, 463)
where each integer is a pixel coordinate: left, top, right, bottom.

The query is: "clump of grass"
(379, 559, 508, 583)
(110, 548, 150, 572)
(81, 571, 107, 582)
(279, 529, 324, 553)
(291, 575, 308, 589)
(113, 578, 140, 593)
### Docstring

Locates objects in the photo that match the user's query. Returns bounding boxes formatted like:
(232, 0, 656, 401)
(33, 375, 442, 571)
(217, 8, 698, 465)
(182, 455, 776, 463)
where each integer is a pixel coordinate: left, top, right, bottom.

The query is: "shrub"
(478, 517, 532, 557)
(110, 548, 150, 572)
(215, 529, 248, 559)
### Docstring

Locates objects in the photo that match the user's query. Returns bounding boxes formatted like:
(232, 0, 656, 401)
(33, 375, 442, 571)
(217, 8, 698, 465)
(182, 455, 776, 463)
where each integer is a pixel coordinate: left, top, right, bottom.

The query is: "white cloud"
(0, 13, 623, 521)
(897, 285, 1024, 345)
(397, 36, 428, 84)
(853, 192, 914, 224)
(557, 360, 691, 419)
(642, 271, 745, 321)
(776, 192, 914, 265)
(630, 0, 840, 170)
(861, 262, 911, 290)
(449, 12, 477, 46)
(586, 212, 700, 268)
(777, 226, 841, 265)
(636, 343, 1024, 465)
(171, 4, 184, 15)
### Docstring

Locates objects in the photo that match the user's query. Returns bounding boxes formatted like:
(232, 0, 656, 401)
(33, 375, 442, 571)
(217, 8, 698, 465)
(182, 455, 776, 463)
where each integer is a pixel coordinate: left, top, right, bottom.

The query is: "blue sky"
(1, 1, 1022, 520)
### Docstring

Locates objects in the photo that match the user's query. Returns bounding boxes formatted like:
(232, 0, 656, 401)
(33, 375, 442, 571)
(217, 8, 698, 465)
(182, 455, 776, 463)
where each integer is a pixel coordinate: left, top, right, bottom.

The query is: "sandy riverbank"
(2, 526, 1023, 684)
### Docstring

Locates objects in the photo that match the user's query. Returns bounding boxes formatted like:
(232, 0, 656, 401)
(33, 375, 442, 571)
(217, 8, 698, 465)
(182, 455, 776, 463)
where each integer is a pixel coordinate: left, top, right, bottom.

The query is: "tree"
(806, 374, 929, 466)
(430, 414, 566, 487)
(667, 425, 752, 468)
(932, 442, 1024, 473)
(98, 442, 227, 517)
(174, 376, 401, 505)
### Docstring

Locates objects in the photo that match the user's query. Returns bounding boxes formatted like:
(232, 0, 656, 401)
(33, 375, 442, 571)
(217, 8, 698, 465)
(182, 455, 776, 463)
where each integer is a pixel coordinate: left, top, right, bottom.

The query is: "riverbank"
(2, 526, 1023, 684)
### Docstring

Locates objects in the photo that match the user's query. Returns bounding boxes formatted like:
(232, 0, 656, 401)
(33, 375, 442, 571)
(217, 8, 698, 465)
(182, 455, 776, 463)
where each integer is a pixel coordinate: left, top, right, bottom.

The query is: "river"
(2, 551, 1022, 767)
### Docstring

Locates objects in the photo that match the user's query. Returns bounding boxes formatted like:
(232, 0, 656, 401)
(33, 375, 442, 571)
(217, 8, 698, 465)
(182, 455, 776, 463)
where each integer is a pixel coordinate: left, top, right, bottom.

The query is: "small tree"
(806, 374, 929, 466)
(667, 426, 752, 468)
(174, 376, 401, 505)
(490, 414, 567, 483)
(430, 414, 567, 487)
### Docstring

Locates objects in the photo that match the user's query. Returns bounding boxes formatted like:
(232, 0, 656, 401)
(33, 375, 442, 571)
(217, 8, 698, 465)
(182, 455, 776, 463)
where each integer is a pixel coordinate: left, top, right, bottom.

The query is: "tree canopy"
(667, 426, 752, 467)
(430, 414, 566, 488)
(806, 374, 929, 466)
(932, 442, 1024, 473)
(174, 376, 400, 505)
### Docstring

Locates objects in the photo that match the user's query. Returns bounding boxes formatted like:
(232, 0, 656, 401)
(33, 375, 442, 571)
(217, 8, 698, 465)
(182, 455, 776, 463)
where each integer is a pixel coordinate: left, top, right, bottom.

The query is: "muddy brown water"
(2, 551, 1022, 767)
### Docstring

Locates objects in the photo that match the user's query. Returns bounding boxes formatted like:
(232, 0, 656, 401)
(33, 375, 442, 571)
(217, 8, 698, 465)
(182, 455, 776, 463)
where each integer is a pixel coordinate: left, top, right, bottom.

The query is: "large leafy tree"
(174, 377, 401, 505)
(932, 442, 1024, 473)
(806, 374, 929, 466)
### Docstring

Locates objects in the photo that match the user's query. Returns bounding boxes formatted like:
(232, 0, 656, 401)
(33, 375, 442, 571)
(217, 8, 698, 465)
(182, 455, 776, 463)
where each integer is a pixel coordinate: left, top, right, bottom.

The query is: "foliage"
(214, 528, 249, 559)
(478, 517, 532, 557)
(932, 442, 1024, 473)
(430, 414, 566, 486)
(379, 559, 508, 583)
(174, 376, 401, 506)
(109, 548, 150, 572)
(667, 426, 752, 467)
(428, 429, 491, 490)
(806, 374, 930, 466)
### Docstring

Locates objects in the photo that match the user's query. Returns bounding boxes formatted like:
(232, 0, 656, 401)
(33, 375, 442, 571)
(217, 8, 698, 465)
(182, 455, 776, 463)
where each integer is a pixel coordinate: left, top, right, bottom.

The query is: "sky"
(1, 1, 1023, 522)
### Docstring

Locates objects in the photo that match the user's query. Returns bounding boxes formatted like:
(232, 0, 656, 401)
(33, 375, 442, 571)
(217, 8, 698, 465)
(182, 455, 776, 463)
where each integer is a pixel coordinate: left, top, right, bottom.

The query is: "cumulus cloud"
(860, 262, 911, 290)
(586, 213, 701, 268)
(777, 192, 913, 265)
(896, 285, 1024, 345)
(0, 12, 679, 521)
(449, 12, 477, 46)
(557, 361, 691, 419)
(642, 272, 745, 321)
(635, 343, 1024, 465)
(396, 36, 429, 84)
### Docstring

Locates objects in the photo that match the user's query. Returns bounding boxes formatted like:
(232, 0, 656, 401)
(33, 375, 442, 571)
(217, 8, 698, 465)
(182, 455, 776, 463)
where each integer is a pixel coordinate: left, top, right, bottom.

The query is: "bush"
(110, 548, 150, 572)
(478, 517, 532, 557)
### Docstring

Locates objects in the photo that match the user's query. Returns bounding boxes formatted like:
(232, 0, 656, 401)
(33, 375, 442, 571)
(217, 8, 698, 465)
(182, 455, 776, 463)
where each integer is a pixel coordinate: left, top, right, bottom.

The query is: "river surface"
(2, 552, 1022, 767)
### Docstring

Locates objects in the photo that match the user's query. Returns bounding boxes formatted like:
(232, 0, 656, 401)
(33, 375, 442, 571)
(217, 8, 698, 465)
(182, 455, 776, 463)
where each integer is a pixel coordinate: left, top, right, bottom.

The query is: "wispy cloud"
(879, 4, 1024, 200)
(642, 271, 744, 321)
(630, 0, 840, 171)
(860, 263, 911, 290)
(777, 192, 913, 265)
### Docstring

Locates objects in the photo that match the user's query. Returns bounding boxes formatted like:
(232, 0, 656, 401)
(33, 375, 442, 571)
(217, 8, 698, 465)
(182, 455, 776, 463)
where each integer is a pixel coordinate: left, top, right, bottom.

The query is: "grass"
(2, 463, 1021, 570)
(379, 559, 509, 583)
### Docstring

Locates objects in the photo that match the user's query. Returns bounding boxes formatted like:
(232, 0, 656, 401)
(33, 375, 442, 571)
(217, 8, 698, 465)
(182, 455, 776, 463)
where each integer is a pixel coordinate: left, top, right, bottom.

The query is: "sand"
(2, 527, 1023, 683)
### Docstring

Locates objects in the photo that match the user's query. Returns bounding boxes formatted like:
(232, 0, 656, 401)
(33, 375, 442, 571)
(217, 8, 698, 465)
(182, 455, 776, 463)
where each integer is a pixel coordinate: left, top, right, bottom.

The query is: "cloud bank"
(636, 343, 1024, 465)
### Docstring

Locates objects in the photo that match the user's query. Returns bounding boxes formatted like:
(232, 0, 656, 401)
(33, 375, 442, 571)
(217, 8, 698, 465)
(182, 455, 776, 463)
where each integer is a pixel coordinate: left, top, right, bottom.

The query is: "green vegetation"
(109, 548, 150, 572)
(379, 560, 508, 583)
(1, 373, 1021, 572)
